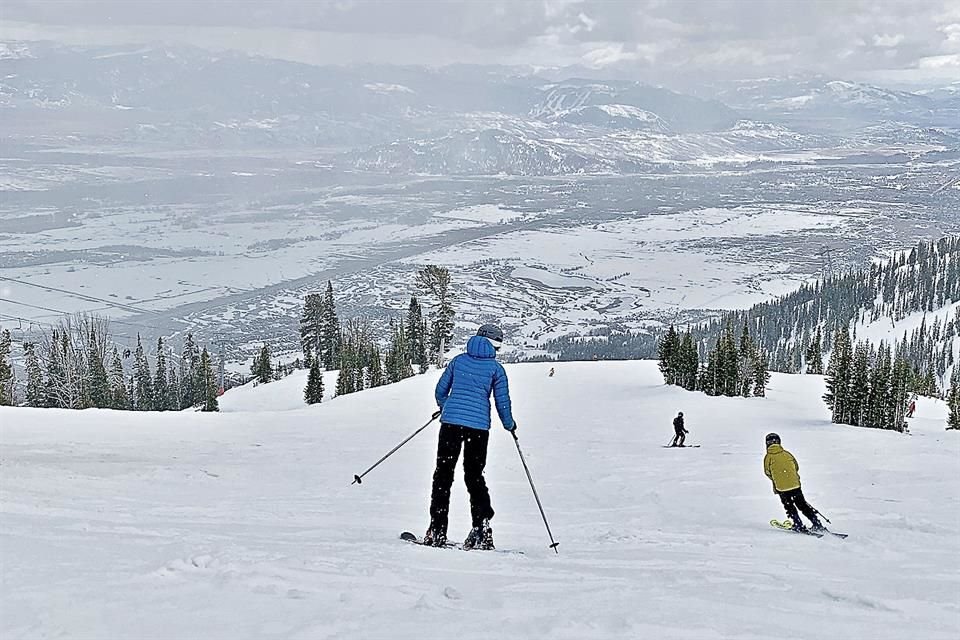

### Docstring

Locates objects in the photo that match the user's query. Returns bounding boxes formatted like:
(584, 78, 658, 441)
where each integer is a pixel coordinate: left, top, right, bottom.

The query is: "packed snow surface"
(1, 361, 958, 639)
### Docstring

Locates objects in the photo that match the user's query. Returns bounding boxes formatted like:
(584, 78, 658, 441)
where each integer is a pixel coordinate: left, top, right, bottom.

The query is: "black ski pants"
(671, 426, 686, 446)
(777, 488, 821, 526)
(429, 423, 494, 534)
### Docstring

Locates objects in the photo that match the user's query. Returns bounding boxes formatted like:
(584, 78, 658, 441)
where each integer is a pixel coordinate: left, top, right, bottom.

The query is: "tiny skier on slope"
(670, 412, 688, 447)
(764, 433, 825, 533)
(424, 324, 516, 550)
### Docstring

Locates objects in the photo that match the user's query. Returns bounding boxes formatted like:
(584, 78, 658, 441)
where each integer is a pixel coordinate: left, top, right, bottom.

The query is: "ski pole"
(812, 506, 832, 524)
(511, 431, 560, 554)
(351, 411, 441, 485)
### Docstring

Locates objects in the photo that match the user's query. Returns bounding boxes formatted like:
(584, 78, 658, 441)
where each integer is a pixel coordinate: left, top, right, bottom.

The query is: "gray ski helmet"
(765, 432, 781, 447)
(477, 323, 504, 348)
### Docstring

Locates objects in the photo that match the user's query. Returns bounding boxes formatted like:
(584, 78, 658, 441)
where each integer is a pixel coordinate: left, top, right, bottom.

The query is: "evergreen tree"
(299, 292, 324, 367)
(108, 346, 128, 410)
(0, 329, 12, 406)
(181, 333, 200, 409)
(889, 355, 911, 432)
(199, 348, 219, 412)
(84, 327, 110, 408)
(252, 344, 273, 384)
(658, 325, 680, 385)
(866, 343, 892, 429)
(752, 348, 771, 397)
(44, 329, 66, 408)
(133, 334, 153, 411)
(738, 324, 756, 397)
(805, 327, 824, 374)
(166, 359, 180, 411)
(335, 347, 354, 396)
(319, 281, 341, 369)
(947, 366, 960, 430)
(823, 327, 853, 424)
(24, 342, 45, 408)
(367, 345, 385, 388)
(407, 296, 427, 372)
(848, 341, 871, 426)
(679, 332, 699, 391)
(127, 373, 136, 411)
(720, 325, 740, 397)
(699, 338, 721, 396)
(416, 266, 454, 365)
(153, 338, 170, 411)
(304, 357, 325, 405)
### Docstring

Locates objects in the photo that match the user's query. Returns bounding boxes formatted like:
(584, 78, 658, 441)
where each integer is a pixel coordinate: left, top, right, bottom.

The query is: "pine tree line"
(298, 271, 445, 405)
(822, 327, 911, 432)
(658, 323, 770, 398)
(0, 315, 220, 412)
(688, 235, 960, 387)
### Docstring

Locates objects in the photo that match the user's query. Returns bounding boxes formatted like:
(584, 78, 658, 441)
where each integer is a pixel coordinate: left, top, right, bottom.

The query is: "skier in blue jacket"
(424, 324, 516, 549)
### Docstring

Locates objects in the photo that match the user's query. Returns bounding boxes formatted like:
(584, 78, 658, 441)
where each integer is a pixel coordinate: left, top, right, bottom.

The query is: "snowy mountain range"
(3, 40, 958, 166)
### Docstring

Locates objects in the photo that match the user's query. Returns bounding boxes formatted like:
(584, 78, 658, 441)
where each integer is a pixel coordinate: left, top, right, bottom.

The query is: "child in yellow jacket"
(763, 433, 825, 533)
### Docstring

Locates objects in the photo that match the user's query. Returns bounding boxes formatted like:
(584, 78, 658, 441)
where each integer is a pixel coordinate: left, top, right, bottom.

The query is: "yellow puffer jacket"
(764, 444, 801, 492)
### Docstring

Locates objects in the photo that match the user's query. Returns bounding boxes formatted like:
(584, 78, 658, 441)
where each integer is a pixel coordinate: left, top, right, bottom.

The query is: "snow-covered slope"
(2, 361, 957, 639)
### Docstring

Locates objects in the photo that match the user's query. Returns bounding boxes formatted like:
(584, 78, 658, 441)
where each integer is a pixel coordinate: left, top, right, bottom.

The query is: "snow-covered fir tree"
(109, 346, 128, 410)
(166, 361, 180, 411)
(299, 292, 324, 367)
(133, 334, 153, 411)
(416, 266, 454, 365)
(153, 338, 170, 411)
(319, 281, 341, 370)
(24, 342, 44, 408)
(199, 348, 219, 412)
(304, 357, 324, 405)
(180, 333, 200, 409)
(0, 329, 12, 406)
(805, 327, 824, 374)
(85, 326, 110, 409)
(823, 327, 852, 424)
(948, 366, 960, 430)
(406, 296, 427, 373)
(738, 324, 755, 398)
(657, 325, 680, 385)
(252, 344, 273, 384)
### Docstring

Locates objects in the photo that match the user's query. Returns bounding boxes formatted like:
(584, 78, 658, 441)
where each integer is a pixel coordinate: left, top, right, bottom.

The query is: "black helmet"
(678, 411, 683, 417)
(477, 324, 504, 348)
(765, 433, 781, 447)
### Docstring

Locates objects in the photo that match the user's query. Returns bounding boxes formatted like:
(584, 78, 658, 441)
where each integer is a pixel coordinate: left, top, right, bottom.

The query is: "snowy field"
(2, 361, 958, 639)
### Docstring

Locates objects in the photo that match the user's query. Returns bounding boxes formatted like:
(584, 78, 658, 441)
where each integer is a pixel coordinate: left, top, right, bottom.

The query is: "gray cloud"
(2, 0, 958, 85)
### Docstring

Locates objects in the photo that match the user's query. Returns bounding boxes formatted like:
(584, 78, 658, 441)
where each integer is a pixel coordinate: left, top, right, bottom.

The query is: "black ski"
(663, 445, 700, 448)
(399, 531, 524, 555)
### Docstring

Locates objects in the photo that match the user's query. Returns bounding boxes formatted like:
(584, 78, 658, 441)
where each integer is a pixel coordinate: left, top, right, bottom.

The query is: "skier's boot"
(423, 524, 447, 547)
(463, 519, 495, 550)
(788, 518, 809, 533)
(810, 519, 827, 534)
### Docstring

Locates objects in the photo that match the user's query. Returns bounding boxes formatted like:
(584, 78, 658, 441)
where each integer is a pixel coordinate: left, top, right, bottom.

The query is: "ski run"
(1, 360, 957, 639)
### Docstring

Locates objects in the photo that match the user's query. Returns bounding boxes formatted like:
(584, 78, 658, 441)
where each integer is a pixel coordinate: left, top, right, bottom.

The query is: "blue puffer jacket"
(435, 336, 515, 431)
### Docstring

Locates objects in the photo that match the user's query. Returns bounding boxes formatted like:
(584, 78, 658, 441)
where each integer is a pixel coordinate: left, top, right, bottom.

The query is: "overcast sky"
(2, 0, 959, 86)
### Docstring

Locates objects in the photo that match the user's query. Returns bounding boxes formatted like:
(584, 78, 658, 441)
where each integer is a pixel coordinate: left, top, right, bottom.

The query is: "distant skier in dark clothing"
(424, 324, 516, 550)
(670, 412, 688, 447)
(763, 433, 825, 533)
